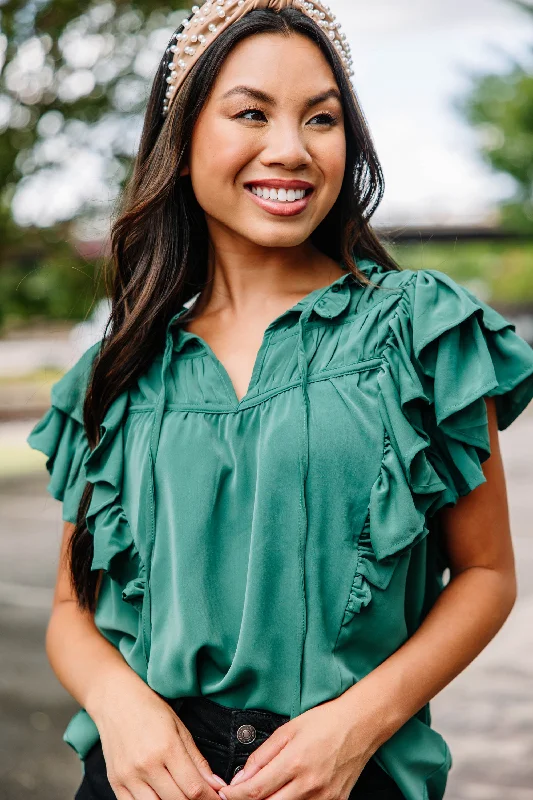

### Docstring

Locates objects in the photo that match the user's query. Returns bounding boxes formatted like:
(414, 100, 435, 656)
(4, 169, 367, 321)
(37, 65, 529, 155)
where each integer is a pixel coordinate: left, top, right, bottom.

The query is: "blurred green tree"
(456, 0, 533, 232)
(0, 0, 188, 330)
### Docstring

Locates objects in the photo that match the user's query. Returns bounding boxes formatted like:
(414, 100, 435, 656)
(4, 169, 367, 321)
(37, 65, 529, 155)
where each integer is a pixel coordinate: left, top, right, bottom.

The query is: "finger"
(146, 764, 195, 800)
(229, 726, 291, 786)
(249, 778, 300, 800)
(115, 779, 161, 800)
(176, 718, 228, 790)
(165, 742, 225, 800)
(223, 738, 295, 800)
(114, 788, 136, 800)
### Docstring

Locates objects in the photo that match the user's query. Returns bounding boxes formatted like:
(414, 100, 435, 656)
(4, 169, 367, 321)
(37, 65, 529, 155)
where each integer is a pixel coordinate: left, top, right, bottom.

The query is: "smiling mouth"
(245, 185, 314, 204)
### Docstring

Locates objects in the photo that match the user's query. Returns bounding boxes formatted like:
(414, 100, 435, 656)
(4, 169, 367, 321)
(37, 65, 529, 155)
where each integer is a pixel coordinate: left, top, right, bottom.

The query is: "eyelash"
(235, 107, 339, 126)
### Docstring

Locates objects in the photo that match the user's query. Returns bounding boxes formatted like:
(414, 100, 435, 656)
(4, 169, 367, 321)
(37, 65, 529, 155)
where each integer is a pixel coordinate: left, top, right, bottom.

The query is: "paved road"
(0, 411, 532, 799)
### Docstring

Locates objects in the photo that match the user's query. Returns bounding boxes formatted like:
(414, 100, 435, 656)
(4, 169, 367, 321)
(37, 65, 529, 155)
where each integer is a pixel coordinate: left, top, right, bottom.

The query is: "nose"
(259, 122, 313, 170)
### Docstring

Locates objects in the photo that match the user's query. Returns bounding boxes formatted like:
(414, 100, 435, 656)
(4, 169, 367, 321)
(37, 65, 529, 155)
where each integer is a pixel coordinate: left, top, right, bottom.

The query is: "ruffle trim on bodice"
(341, 267, 533, 618)
(83, 389, 146, 609)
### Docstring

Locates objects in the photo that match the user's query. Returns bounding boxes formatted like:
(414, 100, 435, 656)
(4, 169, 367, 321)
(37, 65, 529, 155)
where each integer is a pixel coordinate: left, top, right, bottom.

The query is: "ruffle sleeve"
(409, 269, 533, 493)
(26, 342, 102, 524)
(27, 340, 144, 601)
(28, 340, 148, 761)
(348, 267, 533, 614)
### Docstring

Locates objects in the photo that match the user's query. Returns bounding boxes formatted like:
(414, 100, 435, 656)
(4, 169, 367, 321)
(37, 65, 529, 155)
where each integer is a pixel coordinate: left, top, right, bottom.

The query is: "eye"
(309, 112, 338, 126)
(236, 107, 267, 122)
(234, 108, 339, 126)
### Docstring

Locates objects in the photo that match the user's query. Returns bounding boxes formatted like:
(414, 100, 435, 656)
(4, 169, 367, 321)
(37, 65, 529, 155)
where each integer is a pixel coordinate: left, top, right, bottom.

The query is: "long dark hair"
(70, 7, 402, 612)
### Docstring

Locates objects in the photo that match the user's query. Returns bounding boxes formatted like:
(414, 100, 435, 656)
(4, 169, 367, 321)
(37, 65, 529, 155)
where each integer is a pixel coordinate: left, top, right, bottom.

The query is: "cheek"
(191, 120, 256, 185)
(320, 134, 346, 186)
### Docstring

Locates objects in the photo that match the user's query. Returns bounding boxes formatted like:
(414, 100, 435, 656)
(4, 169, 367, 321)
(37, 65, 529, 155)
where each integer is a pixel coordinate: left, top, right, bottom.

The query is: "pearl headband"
(162, 0, 354, 117)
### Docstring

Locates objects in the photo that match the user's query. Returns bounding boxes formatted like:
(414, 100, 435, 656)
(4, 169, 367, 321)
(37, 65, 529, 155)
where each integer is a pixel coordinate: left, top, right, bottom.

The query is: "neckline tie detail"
(138, 273, 353, 674)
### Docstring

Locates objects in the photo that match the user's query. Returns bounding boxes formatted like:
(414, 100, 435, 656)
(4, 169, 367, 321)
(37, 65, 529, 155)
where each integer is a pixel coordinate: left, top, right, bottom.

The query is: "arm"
(45, 520, 150, 719)
(46, 520, 228, 797)
(331, 395, 517, 753)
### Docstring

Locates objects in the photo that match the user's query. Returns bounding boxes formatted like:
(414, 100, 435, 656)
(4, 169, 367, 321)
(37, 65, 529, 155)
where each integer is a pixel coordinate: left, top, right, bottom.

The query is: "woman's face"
(180, 32, 346, 250)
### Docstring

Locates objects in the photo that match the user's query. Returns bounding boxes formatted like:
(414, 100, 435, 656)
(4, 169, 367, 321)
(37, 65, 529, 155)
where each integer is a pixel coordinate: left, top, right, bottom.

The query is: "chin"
(242, 228, 310, 248)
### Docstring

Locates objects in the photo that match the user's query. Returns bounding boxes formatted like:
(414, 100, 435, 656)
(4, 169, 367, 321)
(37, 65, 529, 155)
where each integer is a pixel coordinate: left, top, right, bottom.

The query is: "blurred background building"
(1, 1, 532, 798)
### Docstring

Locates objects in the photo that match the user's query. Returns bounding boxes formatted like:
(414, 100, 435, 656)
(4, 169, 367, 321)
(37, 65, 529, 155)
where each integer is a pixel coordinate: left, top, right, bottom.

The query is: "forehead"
(212, 32, 337, 98)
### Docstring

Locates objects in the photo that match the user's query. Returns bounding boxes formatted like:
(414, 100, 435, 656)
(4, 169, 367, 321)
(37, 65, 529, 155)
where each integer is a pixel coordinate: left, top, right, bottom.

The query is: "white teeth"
(250, 186, 308, 202)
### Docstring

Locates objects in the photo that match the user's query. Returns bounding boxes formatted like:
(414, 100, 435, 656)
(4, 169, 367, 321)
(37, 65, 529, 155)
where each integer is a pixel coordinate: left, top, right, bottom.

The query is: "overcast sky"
(334, 0, 532, 225)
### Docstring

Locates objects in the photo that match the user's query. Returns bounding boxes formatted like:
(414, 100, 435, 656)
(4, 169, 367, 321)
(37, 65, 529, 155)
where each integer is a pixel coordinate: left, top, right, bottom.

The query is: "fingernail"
(230, 770, 246, 785)
(219, 792, 228, 800)
(212, 775, 226, 787)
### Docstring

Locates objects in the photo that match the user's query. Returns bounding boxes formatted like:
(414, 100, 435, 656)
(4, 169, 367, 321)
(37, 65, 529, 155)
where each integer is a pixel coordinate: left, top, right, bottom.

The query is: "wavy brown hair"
(69, 6, 402, 612)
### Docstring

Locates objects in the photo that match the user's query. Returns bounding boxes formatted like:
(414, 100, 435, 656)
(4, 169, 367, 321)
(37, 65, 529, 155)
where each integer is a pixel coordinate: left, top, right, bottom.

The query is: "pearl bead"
(192, 4, 200, 11)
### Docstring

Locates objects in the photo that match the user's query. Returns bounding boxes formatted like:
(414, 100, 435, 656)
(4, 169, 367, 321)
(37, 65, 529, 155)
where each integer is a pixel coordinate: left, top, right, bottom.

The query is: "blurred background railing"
(1, 1, 532, 798)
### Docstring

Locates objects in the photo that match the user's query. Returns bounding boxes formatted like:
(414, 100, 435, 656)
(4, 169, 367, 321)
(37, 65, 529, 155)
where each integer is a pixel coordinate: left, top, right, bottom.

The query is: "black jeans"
(74, 694, 404, 799)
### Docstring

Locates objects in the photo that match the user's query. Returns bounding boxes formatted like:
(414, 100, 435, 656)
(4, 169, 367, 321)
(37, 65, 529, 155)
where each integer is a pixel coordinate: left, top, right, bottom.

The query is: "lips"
(244, 184, 313, 217)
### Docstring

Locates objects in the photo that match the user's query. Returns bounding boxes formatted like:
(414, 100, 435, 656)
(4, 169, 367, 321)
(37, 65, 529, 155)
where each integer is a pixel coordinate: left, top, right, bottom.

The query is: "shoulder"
(356, 261, 512, 339)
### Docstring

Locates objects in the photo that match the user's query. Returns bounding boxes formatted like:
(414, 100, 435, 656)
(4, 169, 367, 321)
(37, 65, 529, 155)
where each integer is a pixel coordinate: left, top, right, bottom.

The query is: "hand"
(217, 698, 375, 800)
(89, 672, 229, 799)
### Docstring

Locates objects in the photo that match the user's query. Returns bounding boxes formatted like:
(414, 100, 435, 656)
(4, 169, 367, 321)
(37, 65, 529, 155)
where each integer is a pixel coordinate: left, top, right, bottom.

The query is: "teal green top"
(27, 259, 533, 799)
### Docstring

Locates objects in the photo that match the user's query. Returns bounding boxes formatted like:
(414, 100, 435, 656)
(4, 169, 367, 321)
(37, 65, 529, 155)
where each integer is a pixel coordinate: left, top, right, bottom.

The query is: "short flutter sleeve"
(27, 341, 102, 524)
(363, 267, 533, 568)
(408, 268, 533, 498)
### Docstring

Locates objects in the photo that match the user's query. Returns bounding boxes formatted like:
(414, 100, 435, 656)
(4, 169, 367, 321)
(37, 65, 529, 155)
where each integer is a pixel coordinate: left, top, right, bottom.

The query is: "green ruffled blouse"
(27, 259, 533, 799)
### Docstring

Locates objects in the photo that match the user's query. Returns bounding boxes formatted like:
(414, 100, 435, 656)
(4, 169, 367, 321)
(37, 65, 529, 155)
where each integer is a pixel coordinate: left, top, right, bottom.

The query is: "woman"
(27, 2, 533, 799)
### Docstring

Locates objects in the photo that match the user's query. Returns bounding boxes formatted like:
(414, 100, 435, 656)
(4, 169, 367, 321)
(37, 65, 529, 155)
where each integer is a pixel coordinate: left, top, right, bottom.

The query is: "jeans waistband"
(165, 695, 290, 752)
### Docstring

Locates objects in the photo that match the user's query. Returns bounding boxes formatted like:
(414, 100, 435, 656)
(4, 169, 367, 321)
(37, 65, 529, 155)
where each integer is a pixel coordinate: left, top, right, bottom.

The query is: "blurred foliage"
(0, 220, 105, 329)
(389, 240, 533, 304)
(0, 0, 188, 331)
(1, 0, 533, 331)
(455, 0, 533, 232)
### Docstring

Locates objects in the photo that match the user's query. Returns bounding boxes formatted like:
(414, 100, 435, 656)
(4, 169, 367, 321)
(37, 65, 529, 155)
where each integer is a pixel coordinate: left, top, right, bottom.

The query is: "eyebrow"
(219, 85, 342, 108)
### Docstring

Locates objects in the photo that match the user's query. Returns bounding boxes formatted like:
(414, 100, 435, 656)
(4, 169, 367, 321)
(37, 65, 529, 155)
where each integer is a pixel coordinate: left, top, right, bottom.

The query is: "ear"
(179, 163, 190, 177)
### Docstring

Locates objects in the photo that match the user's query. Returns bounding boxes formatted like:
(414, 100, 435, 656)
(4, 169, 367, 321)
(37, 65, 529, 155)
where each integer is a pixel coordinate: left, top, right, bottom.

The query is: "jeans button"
(236, 724, 256, 743)
(233, 765, 245, 776)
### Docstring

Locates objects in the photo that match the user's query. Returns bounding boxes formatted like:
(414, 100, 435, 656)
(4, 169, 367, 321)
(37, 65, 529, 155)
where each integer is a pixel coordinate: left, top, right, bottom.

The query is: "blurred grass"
(0, 368, 64, 386)
(388, 240, 533, 303)
(0, 444, 47, 478)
